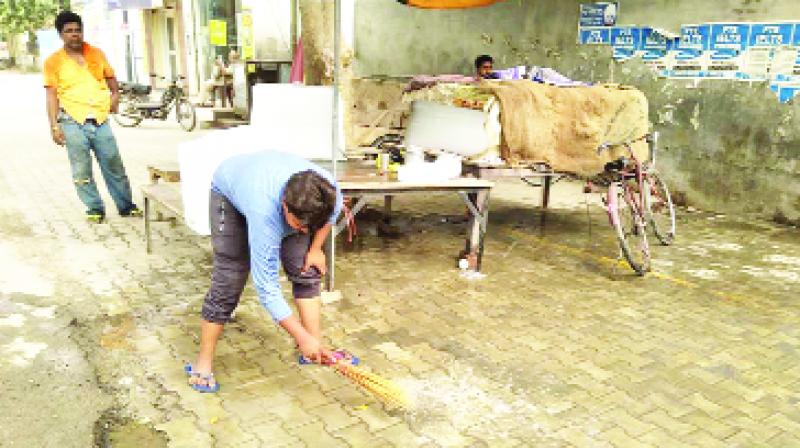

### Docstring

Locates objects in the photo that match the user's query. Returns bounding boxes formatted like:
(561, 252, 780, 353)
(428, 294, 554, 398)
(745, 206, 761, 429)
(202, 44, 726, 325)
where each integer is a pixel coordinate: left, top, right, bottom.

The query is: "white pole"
(329, 0, 341, 290)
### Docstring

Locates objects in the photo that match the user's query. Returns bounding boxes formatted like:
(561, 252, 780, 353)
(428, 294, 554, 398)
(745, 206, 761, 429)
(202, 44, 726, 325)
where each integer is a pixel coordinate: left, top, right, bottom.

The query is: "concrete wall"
(354, 0, 800, 223)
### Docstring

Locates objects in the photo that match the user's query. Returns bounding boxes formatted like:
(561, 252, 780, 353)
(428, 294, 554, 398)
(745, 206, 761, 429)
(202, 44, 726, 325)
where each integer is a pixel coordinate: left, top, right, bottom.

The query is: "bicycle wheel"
(176, 100, 196, 132)
(608, 181, 651, 275)
(112, 98, 143, 127)
(645, 171, 676, 245)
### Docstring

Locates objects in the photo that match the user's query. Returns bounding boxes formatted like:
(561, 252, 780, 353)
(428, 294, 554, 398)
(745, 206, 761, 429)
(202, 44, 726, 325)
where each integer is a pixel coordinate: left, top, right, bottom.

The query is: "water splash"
(397, 362, 547, 441)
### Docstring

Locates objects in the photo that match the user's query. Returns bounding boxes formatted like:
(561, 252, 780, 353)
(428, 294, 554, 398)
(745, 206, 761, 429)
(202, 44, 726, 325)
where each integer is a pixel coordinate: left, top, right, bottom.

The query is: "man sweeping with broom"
(187, 150, 355, 393)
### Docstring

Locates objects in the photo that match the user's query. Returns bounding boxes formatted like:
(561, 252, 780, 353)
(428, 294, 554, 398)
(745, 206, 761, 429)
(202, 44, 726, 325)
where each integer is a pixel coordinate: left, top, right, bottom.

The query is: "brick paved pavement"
(1, 72, 798, 447)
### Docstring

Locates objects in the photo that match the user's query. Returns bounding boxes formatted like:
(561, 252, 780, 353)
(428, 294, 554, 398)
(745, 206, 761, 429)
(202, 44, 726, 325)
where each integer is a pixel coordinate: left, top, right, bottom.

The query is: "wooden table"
(328, 163, 494, 290)
(462, 162, 567, 210)
(141, 162, 494, 291)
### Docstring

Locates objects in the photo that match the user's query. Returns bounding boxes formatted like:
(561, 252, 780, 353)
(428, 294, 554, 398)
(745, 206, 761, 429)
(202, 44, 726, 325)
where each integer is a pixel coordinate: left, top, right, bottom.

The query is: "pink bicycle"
(596, 133, 676, 275)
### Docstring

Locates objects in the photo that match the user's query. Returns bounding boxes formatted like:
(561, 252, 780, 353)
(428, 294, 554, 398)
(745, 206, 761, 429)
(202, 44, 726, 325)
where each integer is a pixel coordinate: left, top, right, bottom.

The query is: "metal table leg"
(144, 195, 152, 254)
(383, 195, 393, 223)
(542, 175, 552, 209)
(460, 189, 490, 271)
(328, 195, 368, 291)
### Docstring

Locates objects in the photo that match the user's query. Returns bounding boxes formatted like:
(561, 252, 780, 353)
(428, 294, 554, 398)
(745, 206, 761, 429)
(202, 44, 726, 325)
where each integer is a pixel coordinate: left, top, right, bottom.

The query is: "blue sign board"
(794, 23, 800, 46)
(794, 24, 800, 73)
(639, 27, 677, 61)
(748, 23, 793, 47)
(580, 2, 619, 27)
(709, 23, 750, 59)
(676, 24, 711, 58)
(579, 27, 612, 45)
(611, 27, 642, 60)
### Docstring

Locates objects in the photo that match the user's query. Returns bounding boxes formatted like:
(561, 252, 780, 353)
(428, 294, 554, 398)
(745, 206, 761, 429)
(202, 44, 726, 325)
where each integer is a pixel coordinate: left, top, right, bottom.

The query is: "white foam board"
(404, 100, 491, 158)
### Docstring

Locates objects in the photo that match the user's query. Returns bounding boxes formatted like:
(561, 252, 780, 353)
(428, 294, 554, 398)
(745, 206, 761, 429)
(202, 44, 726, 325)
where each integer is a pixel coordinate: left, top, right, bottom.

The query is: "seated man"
(201, 55, 228, 107)
(475, 54, 499, 80)
(187, 150, 347, 393)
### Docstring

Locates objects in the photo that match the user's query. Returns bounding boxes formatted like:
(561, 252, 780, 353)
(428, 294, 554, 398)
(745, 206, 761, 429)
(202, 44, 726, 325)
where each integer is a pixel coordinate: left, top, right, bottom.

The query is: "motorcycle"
(113, 76, 196, 132)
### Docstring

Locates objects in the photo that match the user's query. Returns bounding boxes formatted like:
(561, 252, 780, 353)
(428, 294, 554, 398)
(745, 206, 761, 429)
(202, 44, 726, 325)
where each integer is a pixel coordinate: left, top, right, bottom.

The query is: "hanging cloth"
(397, 0, 503, 9)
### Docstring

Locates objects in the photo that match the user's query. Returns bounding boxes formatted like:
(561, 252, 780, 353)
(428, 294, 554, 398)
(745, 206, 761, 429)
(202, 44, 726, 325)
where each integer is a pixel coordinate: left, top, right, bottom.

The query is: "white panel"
(178, 127, 265, 235)
(249, 83, 344, 161)
(405, 100, 492, 158)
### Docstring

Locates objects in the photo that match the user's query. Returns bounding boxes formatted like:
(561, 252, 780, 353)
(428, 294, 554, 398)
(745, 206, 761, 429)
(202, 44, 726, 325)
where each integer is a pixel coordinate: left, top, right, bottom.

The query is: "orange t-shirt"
(44, 43, 115, 124)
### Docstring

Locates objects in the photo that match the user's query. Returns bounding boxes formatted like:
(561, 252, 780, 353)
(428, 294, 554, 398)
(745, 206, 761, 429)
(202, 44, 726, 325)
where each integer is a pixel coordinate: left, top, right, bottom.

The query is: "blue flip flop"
(185, 363, 220, 393)
(190, 373, 220, 393)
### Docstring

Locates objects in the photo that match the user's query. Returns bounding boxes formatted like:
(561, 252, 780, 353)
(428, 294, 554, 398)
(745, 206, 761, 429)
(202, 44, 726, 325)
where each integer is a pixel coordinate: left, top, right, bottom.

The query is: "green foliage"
(0, 0, 63, 35)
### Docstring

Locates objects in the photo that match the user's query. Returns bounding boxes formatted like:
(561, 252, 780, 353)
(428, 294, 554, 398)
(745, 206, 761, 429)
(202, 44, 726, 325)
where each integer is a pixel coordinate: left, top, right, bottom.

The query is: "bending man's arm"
(250, 222, 323, 360)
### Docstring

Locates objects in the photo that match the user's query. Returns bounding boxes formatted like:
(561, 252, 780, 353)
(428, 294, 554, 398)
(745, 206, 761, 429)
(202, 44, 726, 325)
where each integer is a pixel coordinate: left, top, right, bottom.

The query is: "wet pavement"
(1, 72, 799, 447)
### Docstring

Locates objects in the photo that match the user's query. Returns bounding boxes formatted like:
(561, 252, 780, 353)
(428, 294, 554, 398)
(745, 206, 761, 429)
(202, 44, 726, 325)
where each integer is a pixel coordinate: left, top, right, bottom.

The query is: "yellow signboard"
(237, 12, 254, 59)
(209, 20, 227, 46)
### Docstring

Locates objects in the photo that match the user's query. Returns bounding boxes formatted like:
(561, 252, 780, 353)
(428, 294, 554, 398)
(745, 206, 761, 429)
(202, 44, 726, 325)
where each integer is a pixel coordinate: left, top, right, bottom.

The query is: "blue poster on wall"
(675, 24, 711, 58)
(706, 23, 750, 79)
(639, 28, 677, 61)
(668, 24, 711, 78)
(579, 27, 612, 45)
(794, 23, 800, 76)
(579, 2, 619, 27)
(611, 27, 642, 61)
(709, 23, 750, 57)
(748, 23, 794, 47)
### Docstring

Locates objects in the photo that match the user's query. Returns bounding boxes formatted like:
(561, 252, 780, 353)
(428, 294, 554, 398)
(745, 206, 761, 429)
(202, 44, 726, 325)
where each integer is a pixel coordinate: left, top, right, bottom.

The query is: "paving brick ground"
(1, 72, 798, 447)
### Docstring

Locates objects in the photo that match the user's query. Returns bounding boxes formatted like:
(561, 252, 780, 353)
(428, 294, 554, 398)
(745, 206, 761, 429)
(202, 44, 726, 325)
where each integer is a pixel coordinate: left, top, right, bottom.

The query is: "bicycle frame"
(600, 135, 655, 272)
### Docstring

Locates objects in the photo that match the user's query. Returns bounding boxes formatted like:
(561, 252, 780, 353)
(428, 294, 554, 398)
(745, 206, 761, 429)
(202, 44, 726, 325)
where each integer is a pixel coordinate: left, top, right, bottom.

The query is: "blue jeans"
(59, 114, 136, 215)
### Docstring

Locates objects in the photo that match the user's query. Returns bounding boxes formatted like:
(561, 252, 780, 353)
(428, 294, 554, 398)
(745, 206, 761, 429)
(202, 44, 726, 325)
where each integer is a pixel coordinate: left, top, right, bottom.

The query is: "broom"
(327, 353, 410, 409)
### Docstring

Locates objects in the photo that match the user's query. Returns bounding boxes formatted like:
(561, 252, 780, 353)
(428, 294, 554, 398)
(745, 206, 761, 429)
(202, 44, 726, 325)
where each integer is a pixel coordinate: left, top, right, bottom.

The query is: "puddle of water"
(98, 421, 167, 448)
(3, 336, 47, 367)
(683, 269, 720, 280)
(0, 313, 25, 327)
(0, 243, 54, 297)
(764, 255, 800, 267)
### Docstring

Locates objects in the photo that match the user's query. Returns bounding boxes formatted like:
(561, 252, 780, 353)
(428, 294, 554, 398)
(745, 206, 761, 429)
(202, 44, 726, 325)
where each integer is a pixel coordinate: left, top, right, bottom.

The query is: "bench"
(142, 170, 183, 253)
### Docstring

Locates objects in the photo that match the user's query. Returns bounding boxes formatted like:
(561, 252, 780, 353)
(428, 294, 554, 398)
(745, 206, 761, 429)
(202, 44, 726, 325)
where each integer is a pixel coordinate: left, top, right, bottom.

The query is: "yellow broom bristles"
(333, 362, 410, 409)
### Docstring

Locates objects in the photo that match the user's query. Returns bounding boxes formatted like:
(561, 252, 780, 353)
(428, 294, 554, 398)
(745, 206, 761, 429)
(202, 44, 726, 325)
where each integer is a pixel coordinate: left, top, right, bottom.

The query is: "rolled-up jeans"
(201, 190, 322, 324)
(59, 113, 136, 215)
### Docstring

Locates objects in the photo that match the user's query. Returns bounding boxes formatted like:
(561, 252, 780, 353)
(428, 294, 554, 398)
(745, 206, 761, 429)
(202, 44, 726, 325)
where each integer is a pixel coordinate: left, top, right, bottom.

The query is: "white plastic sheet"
(249, 83, 344, 160)
(404, 100, 491, 158)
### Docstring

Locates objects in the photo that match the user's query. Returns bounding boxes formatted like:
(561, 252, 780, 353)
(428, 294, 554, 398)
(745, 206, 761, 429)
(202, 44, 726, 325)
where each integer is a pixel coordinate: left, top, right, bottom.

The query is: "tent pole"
(329, 0, 342, 291)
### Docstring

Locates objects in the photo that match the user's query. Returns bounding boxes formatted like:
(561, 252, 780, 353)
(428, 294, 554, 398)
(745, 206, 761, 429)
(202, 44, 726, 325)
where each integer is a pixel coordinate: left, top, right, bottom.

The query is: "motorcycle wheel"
(176, 100, 196, 132)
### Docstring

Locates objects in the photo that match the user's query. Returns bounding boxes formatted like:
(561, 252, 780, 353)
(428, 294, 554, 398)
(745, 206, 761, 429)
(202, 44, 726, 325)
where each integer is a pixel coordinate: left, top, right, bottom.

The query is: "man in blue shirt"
(188, 151, 343, 392)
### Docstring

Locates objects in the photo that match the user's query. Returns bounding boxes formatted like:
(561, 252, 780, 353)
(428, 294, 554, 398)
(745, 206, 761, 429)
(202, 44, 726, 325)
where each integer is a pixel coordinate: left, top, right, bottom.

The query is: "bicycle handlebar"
(596, 133, 651, 155)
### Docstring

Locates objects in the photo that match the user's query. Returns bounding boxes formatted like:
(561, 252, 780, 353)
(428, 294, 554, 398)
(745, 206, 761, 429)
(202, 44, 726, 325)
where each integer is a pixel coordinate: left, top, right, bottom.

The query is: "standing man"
(44, 11, 141, 223)
(187, 151, 351, 393)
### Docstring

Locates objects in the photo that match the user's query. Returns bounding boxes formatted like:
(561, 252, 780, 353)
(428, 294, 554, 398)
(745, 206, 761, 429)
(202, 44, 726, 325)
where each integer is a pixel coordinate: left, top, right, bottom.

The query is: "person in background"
(475, 54, 499, 80)
(202, 55, 227, 107)
(44, 11, 141, 223)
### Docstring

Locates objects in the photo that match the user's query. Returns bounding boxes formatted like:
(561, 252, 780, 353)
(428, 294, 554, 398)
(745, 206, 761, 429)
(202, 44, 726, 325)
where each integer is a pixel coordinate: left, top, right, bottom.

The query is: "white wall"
(247, 0, 293, 60)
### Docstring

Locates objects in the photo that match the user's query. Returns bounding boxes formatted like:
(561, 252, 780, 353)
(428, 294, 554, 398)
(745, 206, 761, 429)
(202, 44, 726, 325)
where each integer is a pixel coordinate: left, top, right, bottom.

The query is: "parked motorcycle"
(113, 76, 196, 132)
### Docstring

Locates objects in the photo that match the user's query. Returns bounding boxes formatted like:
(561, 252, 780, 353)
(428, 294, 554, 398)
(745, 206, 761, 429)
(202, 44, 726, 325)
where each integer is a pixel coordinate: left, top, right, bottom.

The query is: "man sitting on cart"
(475, 54, 499, 80)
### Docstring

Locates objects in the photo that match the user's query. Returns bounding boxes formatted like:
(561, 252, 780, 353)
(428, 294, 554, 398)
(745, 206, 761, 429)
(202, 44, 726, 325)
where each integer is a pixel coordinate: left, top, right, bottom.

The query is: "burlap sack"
(484, 81, 650, 175)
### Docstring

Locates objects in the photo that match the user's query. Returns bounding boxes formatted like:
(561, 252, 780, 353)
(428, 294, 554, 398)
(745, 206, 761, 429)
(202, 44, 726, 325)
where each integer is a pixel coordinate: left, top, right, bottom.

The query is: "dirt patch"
(94, 408, 167, 448)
